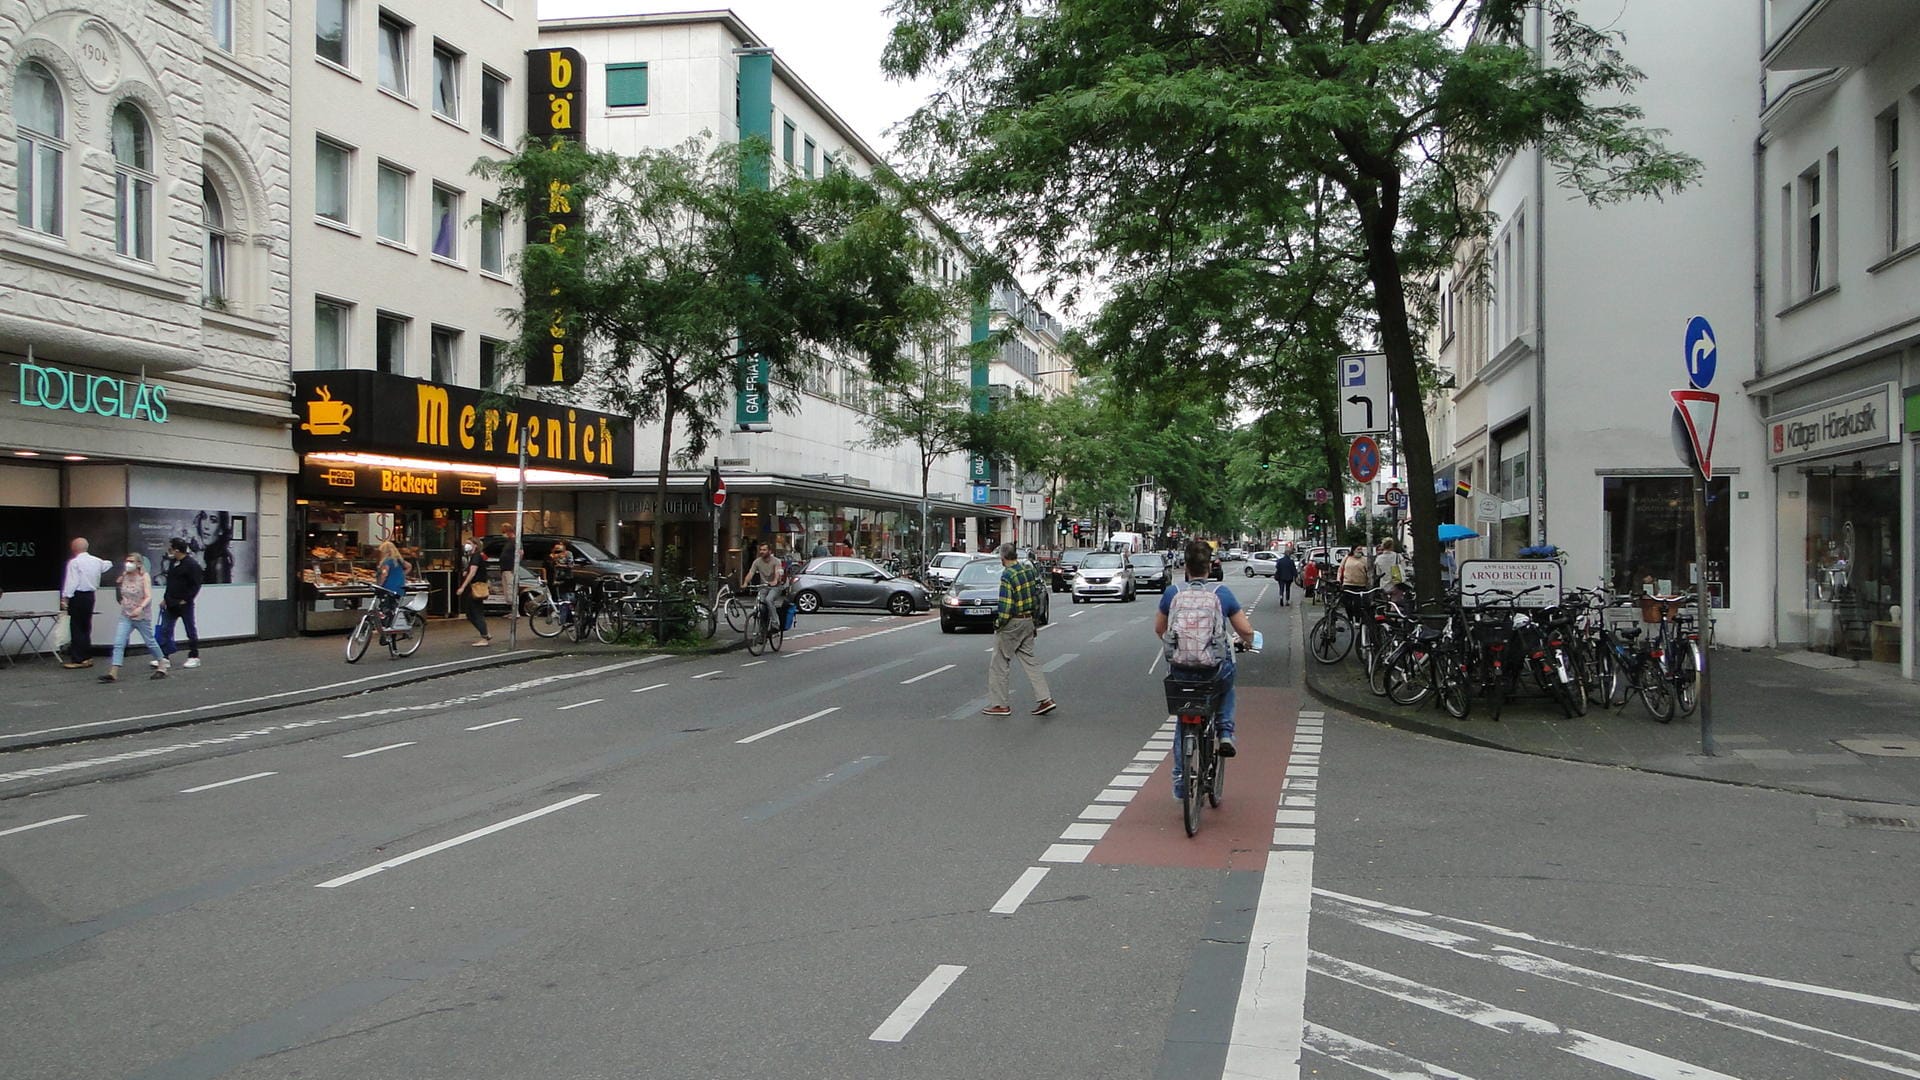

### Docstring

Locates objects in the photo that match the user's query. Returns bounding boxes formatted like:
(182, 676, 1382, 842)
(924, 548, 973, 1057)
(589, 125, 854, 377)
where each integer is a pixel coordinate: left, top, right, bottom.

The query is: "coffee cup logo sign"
(301, 386, 354, 436)
(16, 360, 169, 423)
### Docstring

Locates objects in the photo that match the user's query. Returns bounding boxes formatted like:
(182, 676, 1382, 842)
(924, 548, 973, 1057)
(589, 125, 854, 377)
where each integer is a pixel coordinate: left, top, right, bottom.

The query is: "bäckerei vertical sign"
(523, 47, 586, 388)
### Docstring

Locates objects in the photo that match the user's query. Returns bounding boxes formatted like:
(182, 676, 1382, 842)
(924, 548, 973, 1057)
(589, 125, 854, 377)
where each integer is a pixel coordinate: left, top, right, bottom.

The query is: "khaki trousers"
(989, 617, 1050, 706)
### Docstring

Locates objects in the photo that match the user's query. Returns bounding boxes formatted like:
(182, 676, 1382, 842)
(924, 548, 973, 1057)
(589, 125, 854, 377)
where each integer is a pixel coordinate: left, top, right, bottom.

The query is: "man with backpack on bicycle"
(1156, 540, 1256, 765)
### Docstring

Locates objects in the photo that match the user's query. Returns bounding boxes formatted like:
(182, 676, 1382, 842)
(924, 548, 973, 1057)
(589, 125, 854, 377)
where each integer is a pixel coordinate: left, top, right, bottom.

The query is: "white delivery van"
(1103, 531, 1147, 554)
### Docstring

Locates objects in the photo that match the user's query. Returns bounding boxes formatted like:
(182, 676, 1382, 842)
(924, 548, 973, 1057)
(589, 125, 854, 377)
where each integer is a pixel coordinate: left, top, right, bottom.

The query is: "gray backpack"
(1164, 581, 1230, 667)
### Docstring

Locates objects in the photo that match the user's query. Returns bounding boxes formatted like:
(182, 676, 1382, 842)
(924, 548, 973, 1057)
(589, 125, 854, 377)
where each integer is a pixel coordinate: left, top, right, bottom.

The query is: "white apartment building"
(1433, 0, 1773, 648)
(2, 0, 294, 644)
(528, 9, 1011, 571)
(1756, 0, 1920, 674)
(986, 281, 1072, 548)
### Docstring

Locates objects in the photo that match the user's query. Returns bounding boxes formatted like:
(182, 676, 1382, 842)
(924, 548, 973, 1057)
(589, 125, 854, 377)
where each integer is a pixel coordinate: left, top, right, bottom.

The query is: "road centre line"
(316, 793, 601, 889)
(901, 664, 955, 685)
(631, 683, 668, 694)
(736, 707, 841, 745)
(689, 670, 724, 680)
(181, 772, 278, 794)
(556, 699, 604, 711)
(0, 651, 549, 743)
(989, 867, 1050, 915)
(0, 814, 86, 838)
(342, 742, 415, 758)
(870, 965, 967, 1042)
(465, 717, 521, 731)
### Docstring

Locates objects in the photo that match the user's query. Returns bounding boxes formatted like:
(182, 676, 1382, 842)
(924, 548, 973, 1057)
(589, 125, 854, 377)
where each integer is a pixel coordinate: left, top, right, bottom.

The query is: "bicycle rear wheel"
(594, 607, 623, 645)
(1637, 662, 1676, 722)
(1206, 732, 1224, 808)
(393, 612, 426, 657)
(1180, 729, 1203, 836)
(768, 611, 784, 652)
(1386, 653, 1433, 706)
(1673, 643, 1700, 717)
(529, 599, 564, 638)
(345, 613, 373, 663)
(1438, 658, 1472, 719)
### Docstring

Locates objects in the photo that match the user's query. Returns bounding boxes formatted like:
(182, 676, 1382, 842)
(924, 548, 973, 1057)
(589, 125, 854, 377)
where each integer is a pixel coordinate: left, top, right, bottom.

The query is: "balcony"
(1766, 0, 1918, 71)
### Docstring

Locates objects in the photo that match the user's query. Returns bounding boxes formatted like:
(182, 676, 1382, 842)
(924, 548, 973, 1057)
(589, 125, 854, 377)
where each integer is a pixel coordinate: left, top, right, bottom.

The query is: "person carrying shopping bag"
(100, 553, 167, 682)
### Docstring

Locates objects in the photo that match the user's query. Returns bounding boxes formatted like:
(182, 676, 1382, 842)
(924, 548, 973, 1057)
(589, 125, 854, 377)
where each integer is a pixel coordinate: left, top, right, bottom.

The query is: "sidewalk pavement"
(0, 616, 744, 753)
(1305, 631, 1920, 810)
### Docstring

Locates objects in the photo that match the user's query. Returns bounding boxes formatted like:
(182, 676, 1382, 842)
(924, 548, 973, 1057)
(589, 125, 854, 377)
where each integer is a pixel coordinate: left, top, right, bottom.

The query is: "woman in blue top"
(1155, 540, 1255, 769)
(374, 540, 408, 628)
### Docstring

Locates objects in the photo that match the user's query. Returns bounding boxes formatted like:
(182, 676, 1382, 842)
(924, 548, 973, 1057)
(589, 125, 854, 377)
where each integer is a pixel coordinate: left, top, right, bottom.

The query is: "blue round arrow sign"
(1685, 316, 1717, 389)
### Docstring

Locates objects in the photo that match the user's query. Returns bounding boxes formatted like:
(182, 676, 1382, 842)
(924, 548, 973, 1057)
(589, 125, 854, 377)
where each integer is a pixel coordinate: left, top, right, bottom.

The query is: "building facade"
(2, 0, 295, 643)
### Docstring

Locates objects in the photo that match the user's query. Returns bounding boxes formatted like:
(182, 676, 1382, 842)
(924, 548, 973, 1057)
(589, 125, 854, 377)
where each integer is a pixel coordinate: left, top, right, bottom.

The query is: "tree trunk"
(655, 398, 675, 582)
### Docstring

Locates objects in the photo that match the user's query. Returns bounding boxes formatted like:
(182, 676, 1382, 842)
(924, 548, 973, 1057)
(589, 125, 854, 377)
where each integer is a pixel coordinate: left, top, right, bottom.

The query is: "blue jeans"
(1170, 656, 1234, 794)
(156, 601, 198, 658)
(111, 614, 165, 668)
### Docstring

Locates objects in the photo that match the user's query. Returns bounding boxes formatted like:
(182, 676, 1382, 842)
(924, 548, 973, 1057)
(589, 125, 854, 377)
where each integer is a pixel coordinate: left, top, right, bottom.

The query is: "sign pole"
(510, 431, 525, 650)
(710, 458, 721, 607)
(1692, 468, 1715, 756)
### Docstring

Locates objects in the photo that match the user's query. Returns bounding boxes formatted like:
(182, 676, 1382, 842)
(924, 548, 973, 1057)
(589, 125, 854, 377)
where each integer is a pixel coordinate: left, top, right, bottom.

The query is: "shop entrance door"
(1804, 452, 1902, 660)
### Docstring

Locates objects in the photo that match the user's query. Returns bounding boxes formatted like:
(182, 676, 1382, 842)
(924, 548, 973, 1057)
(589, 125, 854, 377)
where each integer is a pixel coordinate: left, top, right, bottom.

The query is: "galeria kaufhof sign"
(292, 371, 634, 477)
(13, 359, 169, 423)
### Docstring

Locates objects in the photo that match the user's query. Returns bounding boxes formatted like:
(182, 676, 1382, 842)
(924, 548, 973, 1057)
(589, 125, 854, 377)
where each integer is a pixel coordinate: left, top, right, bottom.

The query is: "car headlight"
(942, 595, 960, 608)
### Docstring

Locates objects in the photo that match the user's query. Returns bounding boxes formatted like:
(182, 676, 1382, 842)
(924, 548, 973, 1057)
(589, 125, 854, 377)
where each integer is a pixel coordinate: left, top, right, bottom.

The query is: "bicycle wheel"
(529, 599, 564, 638)
(1367, 642, 1398, 696)
(1673, 643, 1700, 717)
(1438, 658, 1472, 719)
(1308, 610, 1353, 664)
(1636, 662, 1676, 722)
(1601, 648, 1629, 708)
(1484, 664, 1506, 722)
(594, 607, 623, 645)
(1386, 653, 1433, 706)
(1180, 729, 1203, 837)
(723, 595, 750, 633)
(745, 609, 766, 656)
(345, 612, 374, 663)
(1542, 654, 1580, 719)
(1206, 732, 1224, 808)
(768, 610, 784, 652)
(392, 611, 426, 657)
(691, 601, 717, 641)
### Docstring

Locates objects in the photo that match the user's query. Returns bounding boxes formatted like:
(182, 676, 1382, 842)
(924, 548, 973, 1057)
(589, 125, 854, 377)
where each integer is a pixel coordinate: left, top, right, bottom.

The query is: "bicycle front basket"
(1162, 669, 1225, 717)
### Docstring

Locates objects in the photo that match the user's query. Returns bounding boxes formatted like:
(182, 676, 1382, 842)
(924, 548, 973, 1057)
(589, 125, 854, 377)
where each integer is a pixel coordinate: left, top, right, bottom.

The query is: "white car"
(1225, 547, 1248, 560)
(1071, 551, 1137, 603)
(1244, 551, 1282, 577)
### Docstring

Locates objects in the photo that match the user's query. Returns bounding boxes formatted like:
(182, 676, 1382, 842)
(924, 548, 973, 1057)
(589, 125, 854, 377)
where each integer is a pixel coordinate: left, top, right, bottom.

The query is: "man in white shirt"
(61, 537, 114, 669)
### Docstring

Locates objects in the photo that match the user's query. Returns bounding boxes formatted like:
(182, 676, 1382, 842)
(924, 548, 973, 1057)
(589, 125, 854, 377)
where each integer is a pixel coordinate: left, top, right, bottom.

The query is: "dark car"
(481, 534, 652, 606)
(941, 556, 1051, 632)
(1050, 548, 1090, 592)
(1130, 552, 1171, 590)
(791, 557, 932, 616)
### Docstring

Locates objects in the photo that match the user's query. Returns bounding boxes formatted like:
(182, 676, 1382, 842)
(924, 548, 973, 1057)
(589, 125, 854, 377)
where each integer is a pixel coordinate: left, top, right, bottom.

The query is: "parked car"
(1225, 547, 1248, 560)
(940, 556, 1051, 632)
(791, 557, 932, 615)
(1072, 550, 1136, 603)
(480, 535, 652, 608)
(924, 551, 975, 591)
(1050, 548, 1090, 592)
(1245, 550, 1282, 577)
(1130, 552, 1171, 590)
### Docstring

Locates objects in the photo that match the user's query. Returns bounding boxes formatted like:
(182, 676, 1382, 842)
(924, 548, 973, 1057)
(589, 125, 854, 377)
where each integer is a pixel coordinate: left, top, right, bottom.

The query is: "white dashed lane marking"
(180, 772, 277, 794)
(0, 814, 87, 838)
(342, 743, 415, 759)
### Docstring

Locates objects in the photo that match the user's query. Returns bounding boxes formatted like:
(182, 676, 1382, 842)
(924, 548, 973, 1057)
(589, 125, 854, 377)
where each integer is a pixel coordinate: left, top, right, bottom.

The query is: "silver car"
(924, 551, 975, 591)
(1071, 550, 1136, 603)
(791, 558, 932, 616)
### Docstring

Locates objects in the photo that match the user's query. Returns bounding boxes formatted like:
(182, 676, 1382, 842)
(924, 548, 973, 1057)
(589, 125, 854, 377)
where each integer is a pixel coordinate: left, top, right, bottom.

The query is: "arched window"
(13, 61, 65, 236)
(112, 102, 154, 261)
(203, 181, 228, 306)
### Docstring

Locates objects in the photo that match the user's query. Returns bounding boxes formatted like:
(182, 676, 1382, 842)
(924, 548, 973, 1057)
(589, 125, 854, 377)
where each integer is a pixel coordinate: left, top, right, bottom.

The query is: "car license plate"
(965, 608, 991, 616)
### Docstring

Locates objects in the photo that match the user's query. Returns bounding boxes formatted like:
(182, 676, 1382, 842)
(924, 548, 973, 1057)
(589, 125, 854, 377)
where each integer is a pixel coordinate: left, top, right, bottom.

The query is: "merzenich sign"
(16, 359, 169, 423)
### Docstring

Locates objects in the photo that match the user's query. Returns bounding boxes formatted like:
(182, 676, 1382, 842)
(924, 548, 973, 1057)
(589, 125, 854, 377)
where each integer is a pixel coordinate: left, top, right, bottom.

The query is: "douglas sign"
(15, 360, 169, 424)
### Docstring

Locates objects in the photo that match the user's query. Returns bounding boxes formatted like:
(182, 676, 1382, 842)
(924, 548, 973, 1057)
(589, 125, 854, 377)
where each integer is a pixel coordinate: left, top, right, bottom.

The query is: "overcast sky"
(536, 1, 937, 159)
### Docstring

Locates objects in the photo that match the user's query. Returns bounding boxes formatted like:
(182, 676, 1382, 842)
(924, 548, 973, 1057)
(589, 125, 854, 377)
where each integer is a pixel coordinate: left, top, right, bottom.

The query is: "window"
(1880, 106, 1902, 254)
(316, 0, 348, 66)
(112, 103, 154, 262)
(431, 183, 459, 259)
(606, 62, 647, 108)
(376, 312, 408, 374)
(377, 162, 409, 243)
(203, 181, 227, 306)
(432, 42, 461, 121)
(316, 137, 351, 223)
(782, 119, 795, 165)
(1603, 476, 1731, 606)
(210, 0, 235, 52)
(430, 326, 460, 383)
(14, 61, 65, 236)
(480, 337, 502, 389)
(314, 299, 350, 369)
(1806, 167, 1822, 291)
(481, 69, 506, 142)
(803, 136, 816, 178)
(377, 11, 410, 97)
(480, 200, 505, 274)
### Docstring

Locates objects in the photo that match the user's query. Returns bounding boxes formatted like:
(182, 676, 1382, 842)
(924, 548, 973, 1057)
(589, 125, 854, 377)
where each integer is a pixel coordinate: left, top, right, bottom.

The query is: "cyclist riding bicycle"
(1156, 540, 1255, 768)
(741, 542, 788, 631)
(373, 540, 409, 632)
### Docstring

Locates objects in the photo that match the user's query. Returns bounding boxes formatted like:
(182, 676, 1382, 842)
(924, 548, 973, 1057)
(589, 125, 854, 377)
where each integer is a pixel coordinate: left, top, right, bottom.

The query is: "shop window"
(1802, 459, 1902, 659)
(1493, 425, 1530, 555)
(14, 61, 65, 237)
(481, 69, 506, 143)
(112, 103, 156, 262)
(376, 311, 409, 374)
(314, 298, 350, 369)
(316, 0, 349, 67)
(1603, 476, 1731, 606)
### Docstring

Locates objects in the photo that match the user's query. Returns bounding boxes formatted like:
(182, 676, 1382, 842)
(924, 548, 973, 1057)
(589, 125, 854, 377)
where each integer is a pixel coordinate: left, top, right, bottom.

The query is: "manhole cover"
(1815, 806, 1920, 832)
(1845, 814, 1918, 832)
(1836, 738, 1920, 758)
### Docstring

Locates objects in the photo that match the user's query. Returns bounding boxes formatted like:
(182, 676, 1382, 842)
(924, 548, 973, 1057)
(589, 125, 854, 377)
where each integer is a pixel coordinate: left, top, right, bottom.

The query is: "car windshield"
(1060, 550, 1088, 565)
(565, 539, 615, 562)
(953, 560, 1003, 588)
(1082, 553, 1124, 569)
(933, 553, 972, 568)
(1132, 555, 1165, 569)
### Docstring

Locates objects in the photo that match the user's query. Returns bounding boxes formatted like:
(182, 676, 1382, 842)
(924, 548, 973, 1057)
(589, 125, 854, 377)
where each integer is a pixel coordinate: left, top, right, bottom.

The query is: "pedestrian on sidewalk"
(1300, 558, 1320, 605)
(101, 553, 167, 682)
(59, 537, 114, 669)
(156, 538, 204, 669)
(984, 543, 1055, 716)
(458, 539, 492, 646)
(1275, 550, 1298, 605)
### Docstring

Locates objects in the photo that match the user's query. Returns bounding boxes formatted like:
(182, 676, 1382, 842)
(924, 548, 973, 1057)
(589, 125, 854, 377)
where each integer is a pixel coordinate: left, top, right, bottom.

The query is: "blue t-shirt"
(1159, 580, 1242, 619)
(378, 557, 407, 594)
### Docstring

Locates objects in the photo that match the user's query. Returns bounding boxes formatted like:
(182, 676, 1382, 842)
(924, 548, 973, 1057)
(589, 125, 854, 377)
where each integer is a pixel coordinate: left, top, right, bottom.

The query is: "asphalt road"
(2, 579, 1915, 1080)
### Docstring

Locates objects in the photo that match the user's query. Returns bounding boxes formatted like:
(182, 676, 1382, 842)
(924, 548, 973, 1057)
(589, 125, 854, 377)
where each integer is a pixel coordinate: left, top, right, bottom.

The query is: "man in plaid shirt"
(984, 543, 1056, 716)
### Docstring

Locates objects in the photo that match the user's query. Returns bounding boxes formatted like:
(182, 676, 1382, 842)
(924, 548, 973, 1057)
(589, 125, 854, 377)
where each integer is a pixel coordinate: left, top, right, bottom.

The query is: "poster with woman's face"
(129, 509, 257, 586)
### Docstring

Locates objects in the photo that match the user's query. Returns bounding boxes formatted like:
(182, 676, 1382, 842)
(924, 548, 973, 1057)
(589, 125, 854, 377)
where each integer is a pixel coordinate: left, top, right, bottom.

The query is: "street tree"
(860, 358, 992, 557)
(885, 0, 1699, 595)
(477, 136, 953, 577)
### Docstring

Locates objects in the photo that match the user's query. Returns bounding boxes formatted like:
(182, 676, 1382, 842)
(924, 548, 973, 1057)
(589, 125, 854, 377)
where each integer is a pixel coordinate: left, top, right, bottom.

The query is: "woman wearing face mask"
(457, 538, 491, 646)
(101, 553, 168, 682)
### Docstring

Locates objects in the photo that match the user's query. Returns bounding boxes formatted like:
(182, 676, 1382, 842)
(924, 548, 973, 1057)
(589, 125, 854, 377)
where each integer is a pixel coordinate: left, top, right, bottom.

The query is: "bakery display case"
(297, 509, 458, 632)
